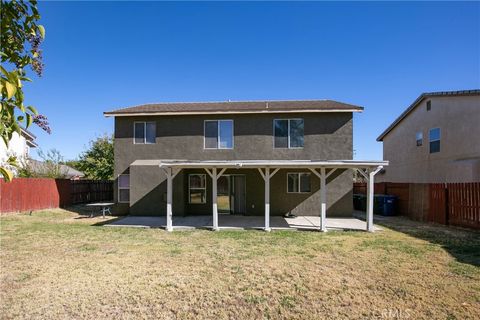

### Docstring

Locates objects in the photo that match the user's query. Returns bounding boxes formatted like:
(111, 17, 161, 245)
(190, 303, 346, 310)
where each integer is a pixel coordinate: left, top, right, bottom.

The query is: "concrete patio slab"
(106, 214, 381, 232)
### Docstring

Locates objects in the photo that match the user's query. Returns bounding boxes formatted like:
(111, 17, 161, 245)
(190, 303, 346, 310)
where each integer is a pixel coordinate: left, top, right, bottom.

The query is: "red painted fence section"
(0, 178, 71, 213)
(0, 178, 113, 214)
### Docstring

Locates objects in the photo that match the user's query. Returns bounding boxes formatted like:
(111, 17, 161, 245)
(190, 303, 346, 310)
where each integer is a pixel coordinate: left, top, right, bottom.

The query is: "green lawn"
(1, 209, 479, 319)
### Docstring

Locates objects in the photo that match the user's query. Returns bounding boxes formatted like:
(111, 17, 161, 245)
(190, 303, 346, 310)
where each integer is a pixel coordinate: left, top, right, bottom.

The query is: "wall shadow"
(373, 215, 480, 267)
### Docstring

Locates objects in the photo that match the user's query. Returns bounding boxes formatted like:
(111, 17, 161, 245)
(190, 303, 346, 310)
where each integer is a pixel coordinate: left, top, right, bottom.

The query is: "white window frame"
(203, 120, 234, 150)
(133, 121, 156, 144)
(273, 118, 304, 149)
(416, 131, 423, 147)
(429, 127, 441, 153)
(188, 174, 207, 204)
(286, 172, 311, 194)
(118, 174, 130, 203)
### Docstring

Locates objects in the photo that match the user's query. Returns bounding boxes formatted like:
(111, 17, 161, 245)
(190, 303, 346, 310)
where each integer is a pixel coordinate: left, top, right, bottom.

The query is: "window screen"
(145, 122, 156, 144)
(219, 120, 233, 149)
(289, 119, 304, 148)
(134, 123, 145, 144)
(118, 174, 130, 203)
(204, 121, 219, 149)
(274, 120, 289, 148)
(429, 128, 440, 153)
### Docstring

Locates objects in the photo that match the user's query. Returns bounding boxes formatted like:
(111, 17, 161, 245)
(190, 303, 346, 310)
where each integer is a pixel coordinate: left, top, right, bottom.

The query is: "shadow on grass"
(372, 215, 480, 268)
(64, 204, 124, 226)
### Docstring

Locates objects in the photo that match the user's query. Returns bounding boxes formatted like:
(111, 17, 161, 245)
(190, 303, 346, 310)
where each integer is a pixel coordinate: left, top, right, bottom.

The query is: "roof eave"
(104, 109, 363, 117)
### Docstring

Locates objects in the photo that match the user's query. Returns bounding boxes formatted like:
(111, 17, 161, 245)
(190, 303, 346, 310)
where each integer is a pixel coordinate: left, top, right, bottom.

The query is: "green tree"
(1, 0, 48, 181)
(78, 135, 114, 180)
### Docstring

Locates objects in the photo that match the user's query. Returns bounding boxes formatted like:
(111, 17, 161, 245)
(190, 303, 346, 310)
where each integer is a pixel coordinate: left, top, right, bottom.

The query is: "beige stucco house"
(377, 90, 480, 183)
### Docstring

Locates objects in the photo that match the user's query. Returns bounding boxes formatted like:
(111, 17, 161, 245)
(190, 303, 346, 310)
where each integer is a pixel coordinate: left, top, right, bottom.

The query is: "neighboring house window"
(189, 174, 206, 204)
(426, 100, 431, 111)
(287, 173, 311, 193)
(429, 128, 441, 153)
(416, 132, 423, 146)
(134, 122, 156, 144)
(204, 120, 233, 149)
(118, 174, 130, 203)
(274, 119, 304, 148)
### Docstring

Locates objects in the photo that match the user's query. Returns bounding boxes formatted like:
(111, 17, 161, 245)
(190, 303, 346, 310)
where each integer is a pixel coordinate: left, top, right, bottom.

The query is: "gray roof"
(104, 99, 363, 116)
(29, 159, 85, 179)
(377, 90, 480, 141)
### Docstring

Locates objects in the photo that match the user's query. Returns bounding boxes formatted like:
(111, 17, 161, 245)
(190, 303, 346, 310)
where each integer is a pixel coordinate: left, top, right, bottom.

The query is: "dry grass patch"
(1, 209, 479, 319)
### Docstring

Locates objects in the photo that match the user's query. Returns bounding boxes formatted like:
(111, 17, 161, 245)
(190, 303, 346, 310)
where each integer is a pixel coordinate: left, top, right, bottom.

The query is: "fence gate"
(428, 183, 447, 224)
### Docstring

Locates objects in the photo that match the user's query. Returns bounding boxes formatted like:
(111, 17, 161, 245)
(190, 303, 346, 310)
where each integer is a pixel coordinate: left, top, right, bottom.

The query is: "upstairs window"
(426, 100, 431, 111)
(287, 173, 311, 193)
(274, 119, 304, 148)
(416, 132, 423, 146)
(204, 120, 233, 149)
(118, 174, 130, 203)
(429, 128, 441, 153)
(134, 122, 156, 144)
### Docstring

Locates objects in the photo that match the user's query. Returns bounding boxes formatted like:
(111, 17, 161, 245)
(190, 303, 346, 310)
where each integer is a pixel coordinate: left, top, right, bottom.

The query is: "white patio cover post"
(165, 167, 174, 232)
(319, 167, 327, 232)
(205, 167, 227, 231)
(212, 168, 218, 231)
(258, 167, 279, 232)
(265, 168, 270, 231)
(162, 167, 180, 232)
(364, 166, 383, 232)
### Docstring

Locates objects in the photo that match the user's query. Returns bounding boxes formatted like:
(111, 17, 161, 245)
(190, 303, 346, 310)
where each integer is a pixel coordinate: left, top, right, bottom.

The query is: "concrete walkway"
(106, 214, 381, 232)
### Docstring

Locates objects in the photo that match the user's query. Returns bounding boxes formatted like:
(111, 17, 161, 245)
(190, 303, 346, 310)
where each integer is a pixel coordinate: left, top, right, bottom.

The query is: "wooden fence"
(354, 182, 480, 230)
(0, 178, 113, 214)
(430, 183, 480, 229)
(71, 180, 113, 204)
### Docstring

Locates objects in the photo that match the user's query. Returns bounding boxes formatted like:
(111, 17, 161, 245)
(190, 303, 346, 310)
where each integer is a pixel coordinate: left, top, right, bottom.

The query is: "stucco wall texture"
(114, 112, 354, 216)
(378, 95, 480, 183)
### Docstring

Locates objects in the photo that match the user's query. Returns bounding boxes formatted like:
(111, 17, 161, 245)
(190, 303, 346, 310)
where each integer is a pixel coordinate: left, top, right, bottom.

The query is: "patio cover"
(130, 159, 388, 232)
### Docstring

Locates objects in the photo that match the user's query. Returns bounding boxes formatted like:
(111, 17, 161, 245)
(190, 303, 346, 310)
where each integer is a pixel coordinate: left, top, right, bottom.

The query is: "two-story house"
(377, 90, 480, 183)
(105, 100, 386, 232)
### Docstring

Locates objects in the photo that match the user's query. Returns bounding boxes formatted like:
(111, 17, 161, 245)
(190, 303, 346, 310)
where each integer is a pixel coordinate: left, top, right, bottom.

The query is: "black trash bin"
(353, 194, 367, 211)
(374, 194, 397, 216)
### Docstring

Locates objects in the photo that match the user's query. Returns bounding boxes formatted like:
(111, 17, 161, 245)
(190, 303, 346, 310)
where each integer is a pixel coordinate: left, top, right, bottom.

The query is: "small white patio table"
(85, 202, 114, 218)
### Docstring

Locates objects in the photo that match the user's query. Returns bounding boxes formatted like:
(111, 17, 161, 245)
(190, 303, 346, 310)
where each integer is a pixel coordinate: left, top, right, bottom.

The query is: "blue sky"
(25, 1, 479, 161)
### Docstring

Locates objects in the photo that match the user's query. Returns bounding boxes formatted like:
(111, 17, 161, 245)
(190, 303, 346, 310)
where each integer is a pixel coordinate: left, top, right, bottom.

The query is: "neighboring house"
(0, 128, 38, 169)
(104, 100, 386, 231)
(28, 159, 85, 180)
(377, 90, 480, 183)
